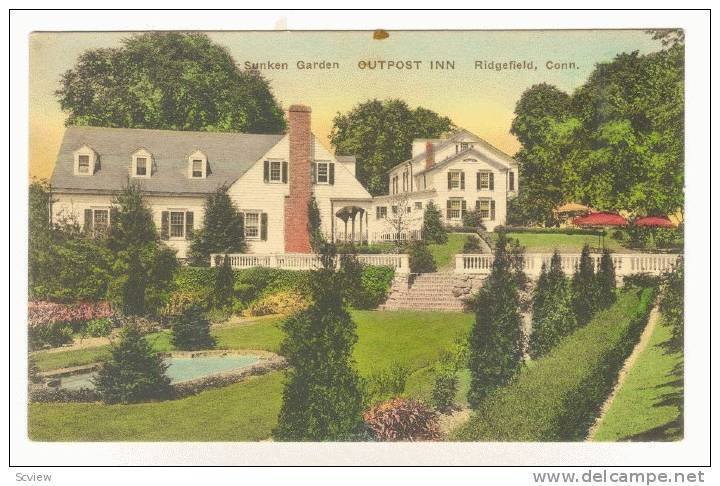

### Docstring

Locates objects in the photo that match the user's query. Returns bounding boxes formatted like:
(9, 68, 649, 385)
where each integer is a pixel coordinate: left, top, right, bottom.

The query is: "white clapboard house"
(49, 105, 518, 257)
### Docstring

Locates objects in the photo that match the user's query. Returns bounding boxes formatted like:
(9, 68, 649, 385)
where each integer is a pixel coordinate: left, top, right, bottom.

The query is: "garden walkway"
(585, 303, 661, 440)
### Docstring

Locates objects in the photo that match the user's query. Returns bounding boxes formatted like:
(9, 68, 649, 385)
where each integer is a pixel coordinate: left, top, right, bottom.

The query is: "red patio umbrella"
(572, 211, 628, 248)
(572, 211, 628, 227)
(634, 216, 675, 228)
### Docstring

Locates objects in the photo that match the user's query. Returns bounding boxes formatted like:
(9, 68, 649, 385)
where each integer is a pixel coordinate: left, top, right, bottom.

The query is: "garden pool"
(58, 354, 261, 390)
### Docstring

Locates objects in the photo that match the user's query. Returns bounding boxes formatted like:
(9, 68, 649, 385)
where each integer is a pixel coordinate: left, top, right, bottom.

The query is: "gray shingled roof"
(386, 129, 518, 174)
(335, 155, 356, 164)
(50, 126, 285, 194)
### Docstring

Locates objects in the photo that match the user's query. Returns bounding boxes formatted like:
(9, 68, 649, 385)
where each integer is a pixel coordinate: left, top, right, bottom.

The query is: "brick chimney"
(425, 141, 435, 170)
(284, 105, 313, 253)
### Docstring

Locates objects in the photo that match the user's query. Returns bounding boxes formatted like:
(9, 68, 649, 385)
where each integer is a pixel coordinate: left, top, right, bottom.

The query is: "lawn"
(592, 314, 683, 441)
(29, 310, 473, 441)
(503, 232, 628, 253)
(429, 233, 470, 270)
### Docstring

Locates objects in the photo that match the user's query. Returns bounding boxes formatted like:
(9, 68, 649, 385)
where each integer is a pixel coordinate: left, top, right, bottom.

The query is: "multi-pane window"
(93, 209, 109, 231)
(449, 171, 461, 189)
(391, 206, 398, 215)
(448, 199, 462, 219)
(477, 199, 491, 219)
(269, 161, 282, 182)
(316, 162, 329, 184)
(78, 155, 90, 174)
(136, 157, 148, 176)
(414, 202, 423, 209)
(245, 212, 260, 239)
(192, 159, 204, 178)
(478, 171, 491, 190)
(170, 211, 186, 238)
(376, 206, 387, 219)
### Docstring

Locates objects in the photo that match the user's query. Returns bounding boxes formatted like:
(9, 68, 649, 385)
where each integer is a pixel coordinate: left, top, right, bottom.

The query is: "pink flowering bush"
(28, 301, 114, 328)
(28, 301, 115, 350)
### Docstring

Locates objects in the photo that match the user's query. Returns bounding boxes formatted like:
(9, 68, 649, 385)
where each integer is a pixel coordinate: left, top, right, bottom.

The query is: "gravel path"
(586, 304, 661, 441)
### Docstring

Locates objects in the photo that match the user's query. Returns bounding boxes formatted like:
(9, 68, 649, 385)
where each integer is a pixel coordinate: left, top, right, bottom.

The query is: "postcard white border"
(8, 8, 711, 473)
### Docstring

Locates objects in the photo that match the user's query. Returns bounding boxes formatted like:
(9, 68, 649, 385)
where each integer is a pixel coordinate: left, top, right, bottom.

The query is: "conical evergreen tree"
(422, 201, 447, 244)
(571, 244, 597, 326)
(188, 186, 245, 266)
(274, 244, 364, 441)
(213, 255, 235, 309)
(529, 251, 577, 358)
(94, 325, 171, 404)
(595, 248, 617, 309)
(467, 234, 523, 408)
(171, 305, 216, 350)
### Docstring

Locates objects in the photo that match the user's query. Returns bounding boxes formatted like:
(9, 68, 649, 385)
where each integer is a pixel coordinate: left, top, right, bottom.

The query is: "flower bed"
(28, 301, 115, 350)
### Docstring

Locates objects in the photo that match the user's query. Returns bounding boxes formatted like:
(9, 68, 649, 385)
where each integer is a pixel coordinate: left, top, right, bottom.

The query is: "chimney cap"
(288, 104, 312, 113)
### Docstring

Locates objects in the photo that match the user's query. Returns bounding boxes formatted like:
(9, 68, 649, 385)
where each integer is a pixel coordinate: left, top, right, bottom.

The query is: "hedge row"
(171, 264, 395, 312)
(454, 287, 656, 441)
(494, 225, 603, 236)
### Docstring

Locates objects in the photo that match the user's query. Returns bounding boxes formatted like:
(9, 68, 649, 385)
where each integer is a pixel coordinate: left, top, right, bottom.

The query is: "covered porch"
(329, 198, 371, 244)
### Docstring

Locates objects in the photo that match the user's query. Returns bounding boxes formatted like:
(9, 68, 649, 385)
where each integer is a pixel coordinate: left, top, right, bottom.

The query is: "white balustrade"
(211, 253, 410, 274)
(455, 252, 681, 277)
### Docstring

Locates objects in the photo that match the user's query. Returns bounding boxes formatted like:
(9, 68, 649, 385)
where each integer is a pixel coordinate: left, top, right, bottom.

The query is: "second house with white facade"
(370, 129, 519, 240)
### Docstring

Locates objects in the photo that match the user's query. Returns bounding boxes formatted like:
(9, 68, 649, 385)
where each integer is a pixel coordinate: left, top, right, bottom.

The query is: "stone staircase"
(380, 273, 485, 312)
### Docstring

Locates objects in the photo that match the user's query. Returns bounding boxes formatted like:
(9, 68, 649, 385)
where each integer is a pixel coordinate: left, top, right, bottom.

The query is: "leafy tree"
(659, 258, 684, 347)
(330, 99, 454, 195)
(274, 245, 364, 441)
(510, 35, 684, 219)
(422, 201, 448, 244)
(188, 187, 245, 266)
(571, 244, 597, 326)
(107, 181, 157, 251)
(56, 32, 285, 133)
(467, 234, 523, 407)
(213, 255, 235, 309)
(171, 305, 216, 351)
(529, 251, 577, 358)
(94, 325, 172, 404)
(406, 239, 437, 273)
(595, 248, 617, 309)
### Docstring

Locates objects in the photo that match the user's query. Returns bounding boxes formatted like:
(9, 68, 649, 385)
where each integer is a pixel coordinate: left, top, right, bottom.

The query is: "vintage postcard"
(13, 11, 710, 473)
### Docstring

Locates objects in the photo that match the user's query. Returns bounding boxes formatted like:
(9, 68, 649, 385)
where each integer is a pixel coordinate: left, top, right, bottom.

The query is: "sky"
(28, 30, 664, 179)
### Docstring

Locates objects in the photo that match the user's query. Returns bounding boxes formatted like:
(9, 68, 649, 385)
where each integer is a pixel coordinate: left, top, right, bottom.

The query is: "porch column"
(359, 209, 364, 244)
(351, 212, 356, 242)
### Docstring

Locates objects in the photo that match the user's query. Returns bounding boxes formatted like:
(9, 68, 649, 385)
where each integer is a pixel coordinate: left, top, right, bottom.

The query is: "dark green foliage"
(529, 252, 577, 358)
(406, 240, 437, 273)
(354, 266, 396, 309)
(507, 236, 529, 291)
(660, 259, 684, 347)
(213, 256, 235, 309)
(431, 349, 463, 412)
(455, 288, 656, 441)
(495, 226, 602, 236)
(571, 244, 597, 326)
(595, 249, 617, 309)
(274, 246, 365, 441)
(188, 187, 245, 266)
(622, 273, 661, 289)
(462, 209, 486, 230)
(28, 322, 73, 351)
(463, 235, 483, 253)
(94, 325, 172, 404)
(467, 234, 523, 407)
(56, 32, 285, 133)
(308, 197, 324, 252)
(171, 305, 216, 351)
(85, 318, 113, 338)
(511, 38, 684, 218)
(330, 99, 454, 195)
(107, 183, 178, 315)
(422, 201, 448, 244)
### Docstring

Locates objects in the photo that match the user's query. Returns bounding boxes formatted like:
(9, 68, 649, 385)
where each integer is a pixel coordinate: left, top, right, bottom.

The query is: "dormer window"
(132, 149, 153, 178)
(188, 150, 208, 179)
(78, 155, 91, 174)
(73, 145, 97, 176)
